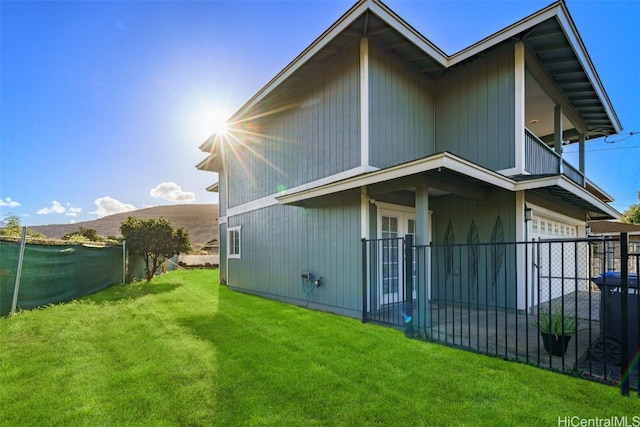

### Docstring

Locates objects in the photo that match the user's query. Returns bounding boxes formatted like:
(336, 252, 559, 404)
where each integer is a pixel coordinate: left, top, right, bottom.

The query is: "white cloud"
(150, 182, 195, 203)
(91, 196, 136, 218)
(37, 201, 66, 215)
(0, 197, 21, 207)
(66, 206, 83, 217)
(36, 201, 82, 216)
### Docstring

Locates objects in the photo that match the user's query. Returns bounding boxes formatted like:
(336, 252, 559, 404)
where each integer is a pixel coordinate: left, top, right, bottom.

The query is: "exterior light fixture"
(524, 206, 533, 222)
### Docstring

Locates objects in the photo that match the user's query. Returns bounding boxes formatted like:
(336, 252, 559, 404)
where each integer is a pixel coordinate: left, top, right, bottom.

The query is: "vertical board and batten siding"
(218, 172, 227, 283)
(430, 190, 516, 245)
(219, 222, 227, 282)
(429, 189, 518, 308)
(226, 43, 360, 208)
(435, 45, 515, 171)
(226, 191, 363, 316)
(368, 42, 436, 169)
(218, 172, 227, 218)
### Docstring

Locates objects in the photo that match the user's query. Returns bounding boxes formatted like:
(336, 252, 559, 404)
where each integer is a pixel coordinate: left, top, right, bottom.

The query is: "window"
(228, 226, 241, 259)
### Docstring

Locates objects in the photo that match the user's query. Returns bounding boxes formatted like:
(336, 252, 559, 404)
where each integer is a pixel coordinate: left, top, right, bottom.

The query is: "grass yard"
(1, 269, 637, 426)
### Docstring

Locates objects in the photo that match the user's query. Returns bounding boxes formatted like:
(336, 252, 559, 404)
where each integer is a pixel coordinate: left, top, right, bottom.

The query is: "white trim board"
(226, 165, 378, 218)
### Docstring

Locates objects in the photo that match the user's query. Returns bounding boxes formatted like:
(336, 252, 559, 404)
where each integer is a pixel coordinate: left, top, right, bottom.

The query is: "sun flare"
(194, 106, 231, 139)
(210, 109, 230, 135)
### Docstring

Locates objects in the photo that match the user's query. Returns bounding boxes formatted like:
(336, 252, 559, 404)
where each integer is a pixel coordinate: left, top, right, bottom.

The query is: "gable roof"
(223, 0, 620, 143)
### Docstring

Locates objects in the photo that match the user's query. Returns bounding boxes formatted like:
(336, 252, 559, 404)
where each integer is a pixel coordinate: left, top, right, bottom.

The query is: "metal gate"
(361, 233, 640, 397)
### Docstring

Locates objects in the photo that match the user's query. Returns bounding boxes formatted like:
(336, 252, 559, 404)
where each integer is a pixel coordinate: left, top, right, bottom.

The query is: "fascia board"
(199, 137, 213, 152)
(196, 153, 218, 171)
(585, 177, 614, 203)
(553, 4, 622, 133)
(448, 3, 561, 66)
(369, 0, 448, 66)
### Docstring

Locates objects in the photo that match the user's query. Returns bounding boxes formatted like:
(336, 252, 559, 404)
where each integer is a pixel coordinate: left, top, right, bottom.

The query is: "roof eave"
(514, 176, 620, 219)
(229, 0, 448, 123)
(448, 1, 621, 135)
(276, 152, 515, 205)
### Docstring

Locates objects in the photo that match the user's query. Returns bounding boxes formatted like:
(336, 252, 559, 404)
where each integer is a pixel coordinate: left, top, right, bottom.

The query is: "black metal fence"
(362, 234, 640, 396)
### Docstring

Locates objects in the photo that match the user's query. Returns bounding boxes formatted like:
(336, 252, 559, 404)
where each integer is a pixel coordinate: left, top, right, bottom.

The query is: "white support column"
(360, 36, 369, 169)
(415, 182, 430, 331)
(554, 105, 563, 156)
(579, 133, 585, 174)
(514, 41, 526, 174)
(360, 186, 369, 239)
(516, 191, 528, 312)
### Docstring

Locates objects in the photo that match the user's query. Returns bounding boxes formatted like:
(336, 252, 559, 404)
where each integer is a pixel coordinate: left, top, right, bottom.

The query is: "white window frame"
(228, 226, 242, 259)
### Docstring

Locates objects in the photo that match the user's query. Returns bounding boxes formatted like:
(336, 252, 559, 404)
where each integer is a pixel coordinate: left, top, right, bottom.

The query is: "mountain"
(30, 204, 218, 247)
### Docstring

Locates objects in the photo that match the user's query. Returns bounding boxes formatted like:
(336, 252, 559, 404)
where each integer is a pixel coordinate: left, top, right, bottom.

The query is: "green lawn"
(1, 269, 637, 426)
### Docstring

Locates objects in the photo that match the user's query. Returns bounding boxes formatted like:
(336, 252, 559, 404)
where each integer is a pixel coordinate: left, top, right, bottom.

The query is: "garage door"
(530, 214, 587, 308)
(530, 216, 577, 240)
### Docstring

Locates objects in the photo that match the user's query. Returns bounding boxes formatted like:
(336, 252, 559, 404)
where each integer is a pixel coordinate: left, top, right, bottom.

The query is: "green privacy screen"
(0, 241, 124, 317)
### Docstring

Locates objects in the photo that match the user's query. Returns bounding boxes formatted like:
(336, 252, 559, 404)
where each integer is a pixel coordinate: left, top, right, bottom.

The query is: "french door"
(379, 208, 416, 305)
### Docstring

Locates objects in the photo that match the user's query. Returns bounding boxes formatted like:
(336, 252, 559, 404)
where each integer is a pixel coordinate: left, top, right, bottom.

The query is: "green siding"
(435, 45, 515, 171)
(227, 43, 361, 208)
(226, 191, 362, 316)
(430, 191, 516, 245)
(218, 172, 227, 218)
(429, 189, 517, 309)
(219, 223, 227, 284)
(369, 42, 436, 168)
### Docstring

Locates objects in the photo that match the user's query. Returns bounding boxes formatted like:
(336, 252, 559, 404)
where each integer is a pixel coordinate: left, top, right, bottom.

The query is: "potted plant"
(532, 306, 579, 356)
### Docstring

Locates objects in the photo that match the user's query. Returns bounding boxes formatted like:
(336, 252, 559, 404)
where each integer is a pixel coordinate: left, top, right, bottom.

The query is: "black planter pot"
(541, 332, 572, 356)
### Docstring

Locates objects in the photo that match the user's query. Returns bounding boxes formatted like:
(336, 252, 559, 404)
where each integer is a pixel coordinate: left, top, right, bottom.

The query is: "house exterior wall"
(430, 190, 517, 245)
(368, 41, 436, 169)
(226, 42, 361, 208)
(429, 189, 518, 309)
(435, 44, 516, 171)
(226, 190, 362, 317)
(218, 222, 227, 280)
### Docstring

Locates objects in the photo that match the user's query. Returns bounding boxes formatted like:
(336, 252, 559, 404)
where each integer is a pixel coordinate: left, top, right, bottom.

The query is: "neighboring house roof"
(588, 220, 640, 235)
(226, 0, 620, 143)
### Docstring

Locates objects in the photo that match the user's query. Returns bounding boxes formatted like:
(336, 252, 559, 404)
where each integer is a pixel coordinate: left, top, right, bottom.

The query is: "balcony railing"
(524, 128, 585, 187)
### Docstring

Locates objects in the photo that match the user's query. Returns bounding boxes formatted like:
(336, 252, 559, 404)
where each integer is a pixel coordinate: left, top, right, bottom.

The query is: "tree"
(120, 216, 192, 282)
(62, 227, 105, 242)
(0, 213, 45, 238)
(619, 191, 640, 225)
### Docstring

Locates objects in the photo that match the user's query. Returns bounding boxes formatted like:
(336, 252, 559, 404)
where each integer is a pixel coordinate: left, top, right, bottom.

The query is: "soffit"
(512, 174, 619, 219)
(520, 16, 620, 141)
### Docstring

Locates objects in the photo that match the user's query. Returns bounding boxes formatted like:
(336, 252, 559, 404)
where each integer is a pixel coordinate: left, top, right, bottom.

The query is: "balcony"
(524, 128, 585, 187)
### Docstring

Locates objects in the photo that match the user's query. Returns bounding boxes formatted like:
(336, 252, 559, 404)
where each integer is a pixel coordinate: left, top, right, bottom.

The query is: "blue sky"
(1, 0, 639, 226)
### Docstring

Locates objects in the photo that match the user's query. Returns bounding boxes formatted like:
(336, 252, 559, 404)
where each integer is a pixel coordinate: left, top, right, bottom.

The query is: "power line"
(563, 131, 640, 154)
(564, 145, 640, 154)
(604, 131, 640, 144)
